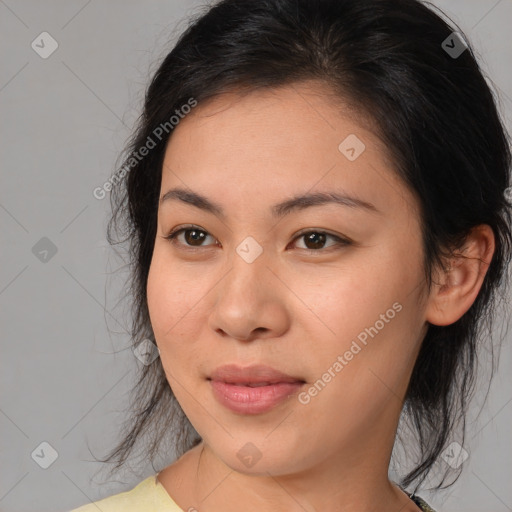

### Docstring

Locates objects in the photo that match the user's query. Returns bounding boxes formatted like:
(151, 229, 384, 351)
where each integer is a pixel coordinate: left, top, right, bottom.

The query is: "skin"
(146, 81, 495, 512)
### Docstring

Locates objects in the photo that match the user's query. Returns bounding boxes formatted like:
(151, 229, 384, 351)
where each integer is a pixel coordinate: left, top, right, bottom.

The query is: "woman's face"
(147, 82, 431, 476)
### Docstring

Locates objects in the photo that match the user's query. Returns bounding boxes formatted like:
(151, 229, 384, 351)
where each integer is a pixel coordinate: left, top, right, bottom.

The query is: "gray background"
(1, 1, 511, 511)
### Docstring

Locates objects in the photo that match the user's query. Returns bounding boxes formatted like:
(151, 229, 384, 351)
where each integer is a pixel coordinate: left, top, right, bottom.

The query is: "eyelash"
(162, 224, 352, 253)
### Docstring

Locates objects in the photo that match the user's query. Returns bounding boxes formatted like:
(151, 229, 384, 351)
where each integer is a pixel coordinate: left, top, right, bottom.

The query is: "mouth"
(208, 364, 306, 414)
(209, 363, 305, 384)
(222, 381, 288, 387)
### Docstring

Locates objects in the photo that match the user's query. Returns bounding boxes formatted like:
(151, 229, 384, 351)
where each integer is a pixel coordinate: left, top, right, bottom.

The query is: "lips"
(209, 364, 305, 386)
(208, 364, 305, 414)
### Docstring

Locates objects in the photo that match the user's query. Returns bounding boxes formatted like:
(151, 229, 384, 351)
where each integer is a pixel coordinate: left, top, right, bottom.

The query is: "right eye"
(163, 225, 219, 249)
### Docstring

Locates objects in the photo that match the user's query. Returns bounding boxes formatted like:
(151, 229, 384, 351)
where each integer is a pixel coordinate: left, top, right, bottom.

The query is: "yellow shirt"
(69, 473, 436, 512)
(69, 474, 184, 512)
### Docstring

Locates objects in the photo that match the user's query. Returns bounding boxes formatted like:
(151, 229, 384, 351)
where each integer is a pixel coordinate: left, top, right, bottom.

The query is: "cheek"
(146, 257, 210, 407)
(293, 263, 398, 341)
(293, 297, 421, 443)
(297, 248, 424, 380)
(148, 252, 197, 329)
(146, 254, 207, 364)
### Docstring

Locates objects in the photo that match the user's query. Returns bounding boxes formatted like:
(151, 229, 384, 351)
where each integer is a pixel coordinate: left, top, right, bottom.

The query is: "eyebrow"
(159, 187, 381, 219)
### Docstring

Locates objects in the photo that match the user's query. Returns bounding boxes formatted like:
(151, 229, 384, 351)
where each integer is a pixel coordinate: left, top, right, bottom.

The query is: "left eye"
(164, 226, 350, 252)
(291, 230, 350, 251)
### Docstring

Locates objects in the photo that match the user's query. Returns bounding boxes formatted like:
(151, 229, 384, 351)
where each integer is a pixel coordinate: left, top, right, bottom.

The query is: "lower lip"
(209, 380, 304, 414)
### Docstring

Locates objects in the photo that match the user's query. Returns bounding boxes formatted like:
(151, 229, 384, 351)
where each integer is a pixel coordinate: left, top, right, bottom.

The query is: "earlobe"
(425, 225, 495, 327)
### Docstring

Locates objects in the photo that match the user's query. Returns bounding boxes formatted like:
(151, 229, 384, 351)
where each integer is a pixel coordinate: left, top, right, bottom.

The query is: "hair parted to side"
(100, 0, 512, 493)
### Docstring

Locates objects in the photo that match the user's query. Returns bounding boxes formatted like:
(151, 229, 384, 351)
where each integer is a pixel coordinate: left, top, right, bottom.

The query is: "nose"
(207, 245, 290, 342)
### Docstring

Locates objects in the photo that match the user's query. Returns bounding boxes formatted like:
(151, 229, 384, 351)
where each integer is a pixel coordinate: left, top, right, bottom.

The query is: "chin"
(206, 436, 311, 477)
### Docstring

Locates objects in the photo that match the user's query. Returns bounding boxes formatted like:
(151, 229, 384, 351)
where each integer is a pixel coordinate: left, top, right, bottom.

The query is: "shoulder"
(68, 474, 184, 512)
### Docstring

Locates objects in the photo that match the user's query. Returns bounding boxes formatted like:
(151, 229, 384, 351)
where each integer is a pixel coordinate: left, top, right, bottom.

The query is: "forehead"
(160, 82, 418, 221)
(170, 83, 377, 153)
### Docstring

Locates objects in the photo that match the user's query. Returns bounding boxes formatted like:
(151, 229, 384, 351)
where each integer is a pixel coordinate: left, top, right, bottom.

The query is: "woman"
(70, 0, 512, 510)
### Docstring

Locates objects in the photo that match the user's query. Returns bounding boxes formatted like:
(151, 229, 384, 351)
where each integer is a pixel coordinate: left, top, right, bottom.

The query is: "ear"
(425, 224, 495, 326)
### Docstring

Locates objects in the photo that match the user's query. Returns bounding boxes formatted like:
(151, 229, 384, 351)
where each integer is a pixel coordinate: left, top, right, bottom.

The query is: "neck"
(160, 431, 421, 512)
(196, 443, 412, 512)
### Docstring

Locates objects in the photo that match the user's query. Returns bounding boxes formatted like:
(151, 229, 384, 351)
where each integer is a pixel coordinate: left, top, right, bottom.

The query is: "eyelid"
(289, 229, 352, 252)
(163, 224, 352, 251)
(163, 224, 218, 249)
(292, 227, 352, 243)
